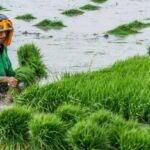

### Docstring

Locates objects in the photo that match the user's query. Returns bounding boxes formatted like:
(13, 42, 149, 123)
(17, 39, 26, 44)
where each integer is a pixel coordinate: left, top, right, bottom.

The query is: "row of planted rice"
(0, 43, 150, 149)
(1, 106, 150, 149)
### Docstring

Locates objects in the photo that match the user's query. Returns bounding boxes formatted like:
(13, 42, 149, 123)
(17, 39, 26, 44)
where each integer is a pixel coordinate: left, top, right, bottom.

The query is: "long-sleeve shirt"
(0, 45, 15, 77)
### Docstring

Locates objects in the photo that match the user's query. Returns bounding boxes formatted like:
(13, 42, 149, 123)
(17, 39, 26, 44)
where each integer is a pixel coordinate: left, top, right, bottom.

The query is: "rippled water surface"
(1, 0, 150, 77)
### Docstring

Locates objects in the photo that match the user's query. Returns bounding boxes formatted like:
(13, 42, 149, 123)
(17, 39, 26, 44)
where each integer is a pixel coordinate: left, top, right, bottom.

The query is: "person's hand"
(6, 77, 18, 87)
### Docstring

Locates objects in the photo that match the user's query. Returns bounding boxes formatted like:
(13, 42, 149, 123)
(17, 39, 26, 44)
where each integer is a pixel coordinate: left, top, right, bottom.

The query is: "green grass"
(120, 129, 150, 150)
(62, 9, 84, 16)
(55, 104, 89, 128)
(15, 55, 150, 123)
(91, 0, 107, 3)
(80, 4, 99, 11)
(15, 14, 36, 21)
(0, 5, 7, 11)
(17, 43, 48, 79)
(35, 19, 66, 30)
(30, 114, 67, 150)
(108, 20, 150, 36)
(15, 66, 36, 86)
(67, 120, 110, 149)
(0, 107, 32, 149)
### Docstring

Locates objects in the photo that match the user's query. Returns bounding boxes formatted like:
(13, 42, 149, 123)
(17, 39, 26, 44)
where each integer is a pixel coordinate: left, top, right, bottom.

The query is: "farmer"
(0, 14, 18, 100)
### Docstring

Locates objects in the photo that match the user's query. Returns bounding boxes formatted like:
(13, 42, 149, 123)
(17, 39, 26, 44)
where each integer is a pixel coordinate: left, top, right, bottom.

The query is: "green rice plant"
(15, 82, 72, 112)
(14, 85, 40, 108)
(0, 107, 32, 149)
(15, 66, 36, 86)
(15, 13, 36, 21)
(89, 109, 118, 126)
(55, 104, 89, 127)
(27, 56, 48, 79)
(62, 9, 84, 16)
(17, 43, 41, 66)
(88, 109, 140, 150)
(35, 19, 66, 30)
(30, 114, 68, 150)
(91, 0, 107, 3)
(0, 5, 7, 11)
(120, 129, 150, 150)
(80, 4, 99, 11)
(108, 20, 150, 36)
(15, 55, 150, 122)
(147, 46, 150, 55)
(17, 43, 48, 79)
(67, 120, 110, 150)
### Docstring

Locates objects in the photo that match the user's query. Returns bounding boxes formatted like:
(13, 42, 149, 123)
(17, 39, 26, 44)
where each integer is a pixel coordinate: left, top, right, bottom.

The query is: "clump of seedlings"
(147, 46, 150, 55)
(67, 120, 110, 149)
(120, 129, 150, 150)
(80, 4, 99, 11)
(91, 0, 107, 3)
(55, 104, 88, 128)
(15, 13, 36, 21)
(62, 9, 84, 16)
(15, 66, 36, 86)
(0, 5, 7, 11)
(16, 55, 150, 123)
(108, 20, 150, 36)
(17, 43, 48, 79)
(30, 114, 68, 150)
(35, 19, 66, 30)
(0, 107, 32, 149)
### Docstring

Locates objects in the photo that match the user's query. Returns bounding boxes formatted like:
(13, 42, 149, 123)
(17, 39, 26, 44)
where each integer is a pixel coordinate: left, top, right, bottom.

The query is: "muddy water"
(1, 0, 150, 78)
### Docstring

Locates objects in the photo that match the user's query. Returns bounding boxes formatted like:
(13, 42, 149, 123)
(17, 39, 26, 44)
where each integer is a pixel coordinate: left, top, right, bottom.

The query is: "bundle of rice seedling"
(0, 107, 32, 149)
(87, 109, 140, 150)
(30, 114, 68, 150)
(62, 9, 84, 16)
(17, 43, 47, 79)
(35, 19, 66, 30)
(91, 0, 107, 3)
(120, 129, 150, 150)
(14, 85, 40, 107)
(15, 66, 36, 86)
(15, 13, 36, 21)
(67, 120, 110, 150)
(80, 4, 99, 11)
(55, 104, 88, 127)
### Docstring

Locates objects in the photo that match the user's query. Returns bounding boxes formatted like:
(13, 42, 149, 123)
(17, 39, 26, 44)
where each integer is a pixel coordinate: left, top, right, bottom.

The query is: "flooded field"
(1, 0, 150, 76)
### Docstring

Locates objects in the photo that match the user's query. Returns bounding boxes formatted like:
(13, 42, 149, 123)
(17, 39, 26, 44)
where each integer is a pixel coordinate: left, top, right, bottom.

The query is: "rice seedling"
(91, 0, 107, 3)
(0, 5, 7, 11)
(62, 9, 84, 16)
(17, 43, 41, 66)
(55, 104, 89, 127)
(80, 4, 99, 11)
(35, 19, 66, 30)
(67, 120, 110, 150)
(17, 43, 48, 79)
(0, 107, 32, 149)
(15, 66, 36, 86)
(15, 13, 36, 21)
(147, 46, 150, 56)
(14, 85, 40, 108)
(108, 20, 150, 36)
(27, 56, 48, 79)
(120, 129, 150, 150)
(15, 55, 150, 122)
(88, 109, 140, 150)
(30, 114, 68, 150)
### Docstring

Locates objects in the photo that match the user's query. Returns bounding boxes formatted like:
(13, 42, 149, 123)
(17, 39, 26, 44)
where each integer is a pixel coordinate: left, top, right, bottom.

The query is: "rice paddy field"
(1, 0, 150, 149)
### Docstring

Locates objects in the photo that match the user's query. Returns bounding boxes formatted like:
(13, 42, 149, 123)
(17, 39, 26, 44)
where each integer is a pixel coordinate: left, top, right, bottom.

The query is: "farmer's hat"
(0, 14, 14, 46)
